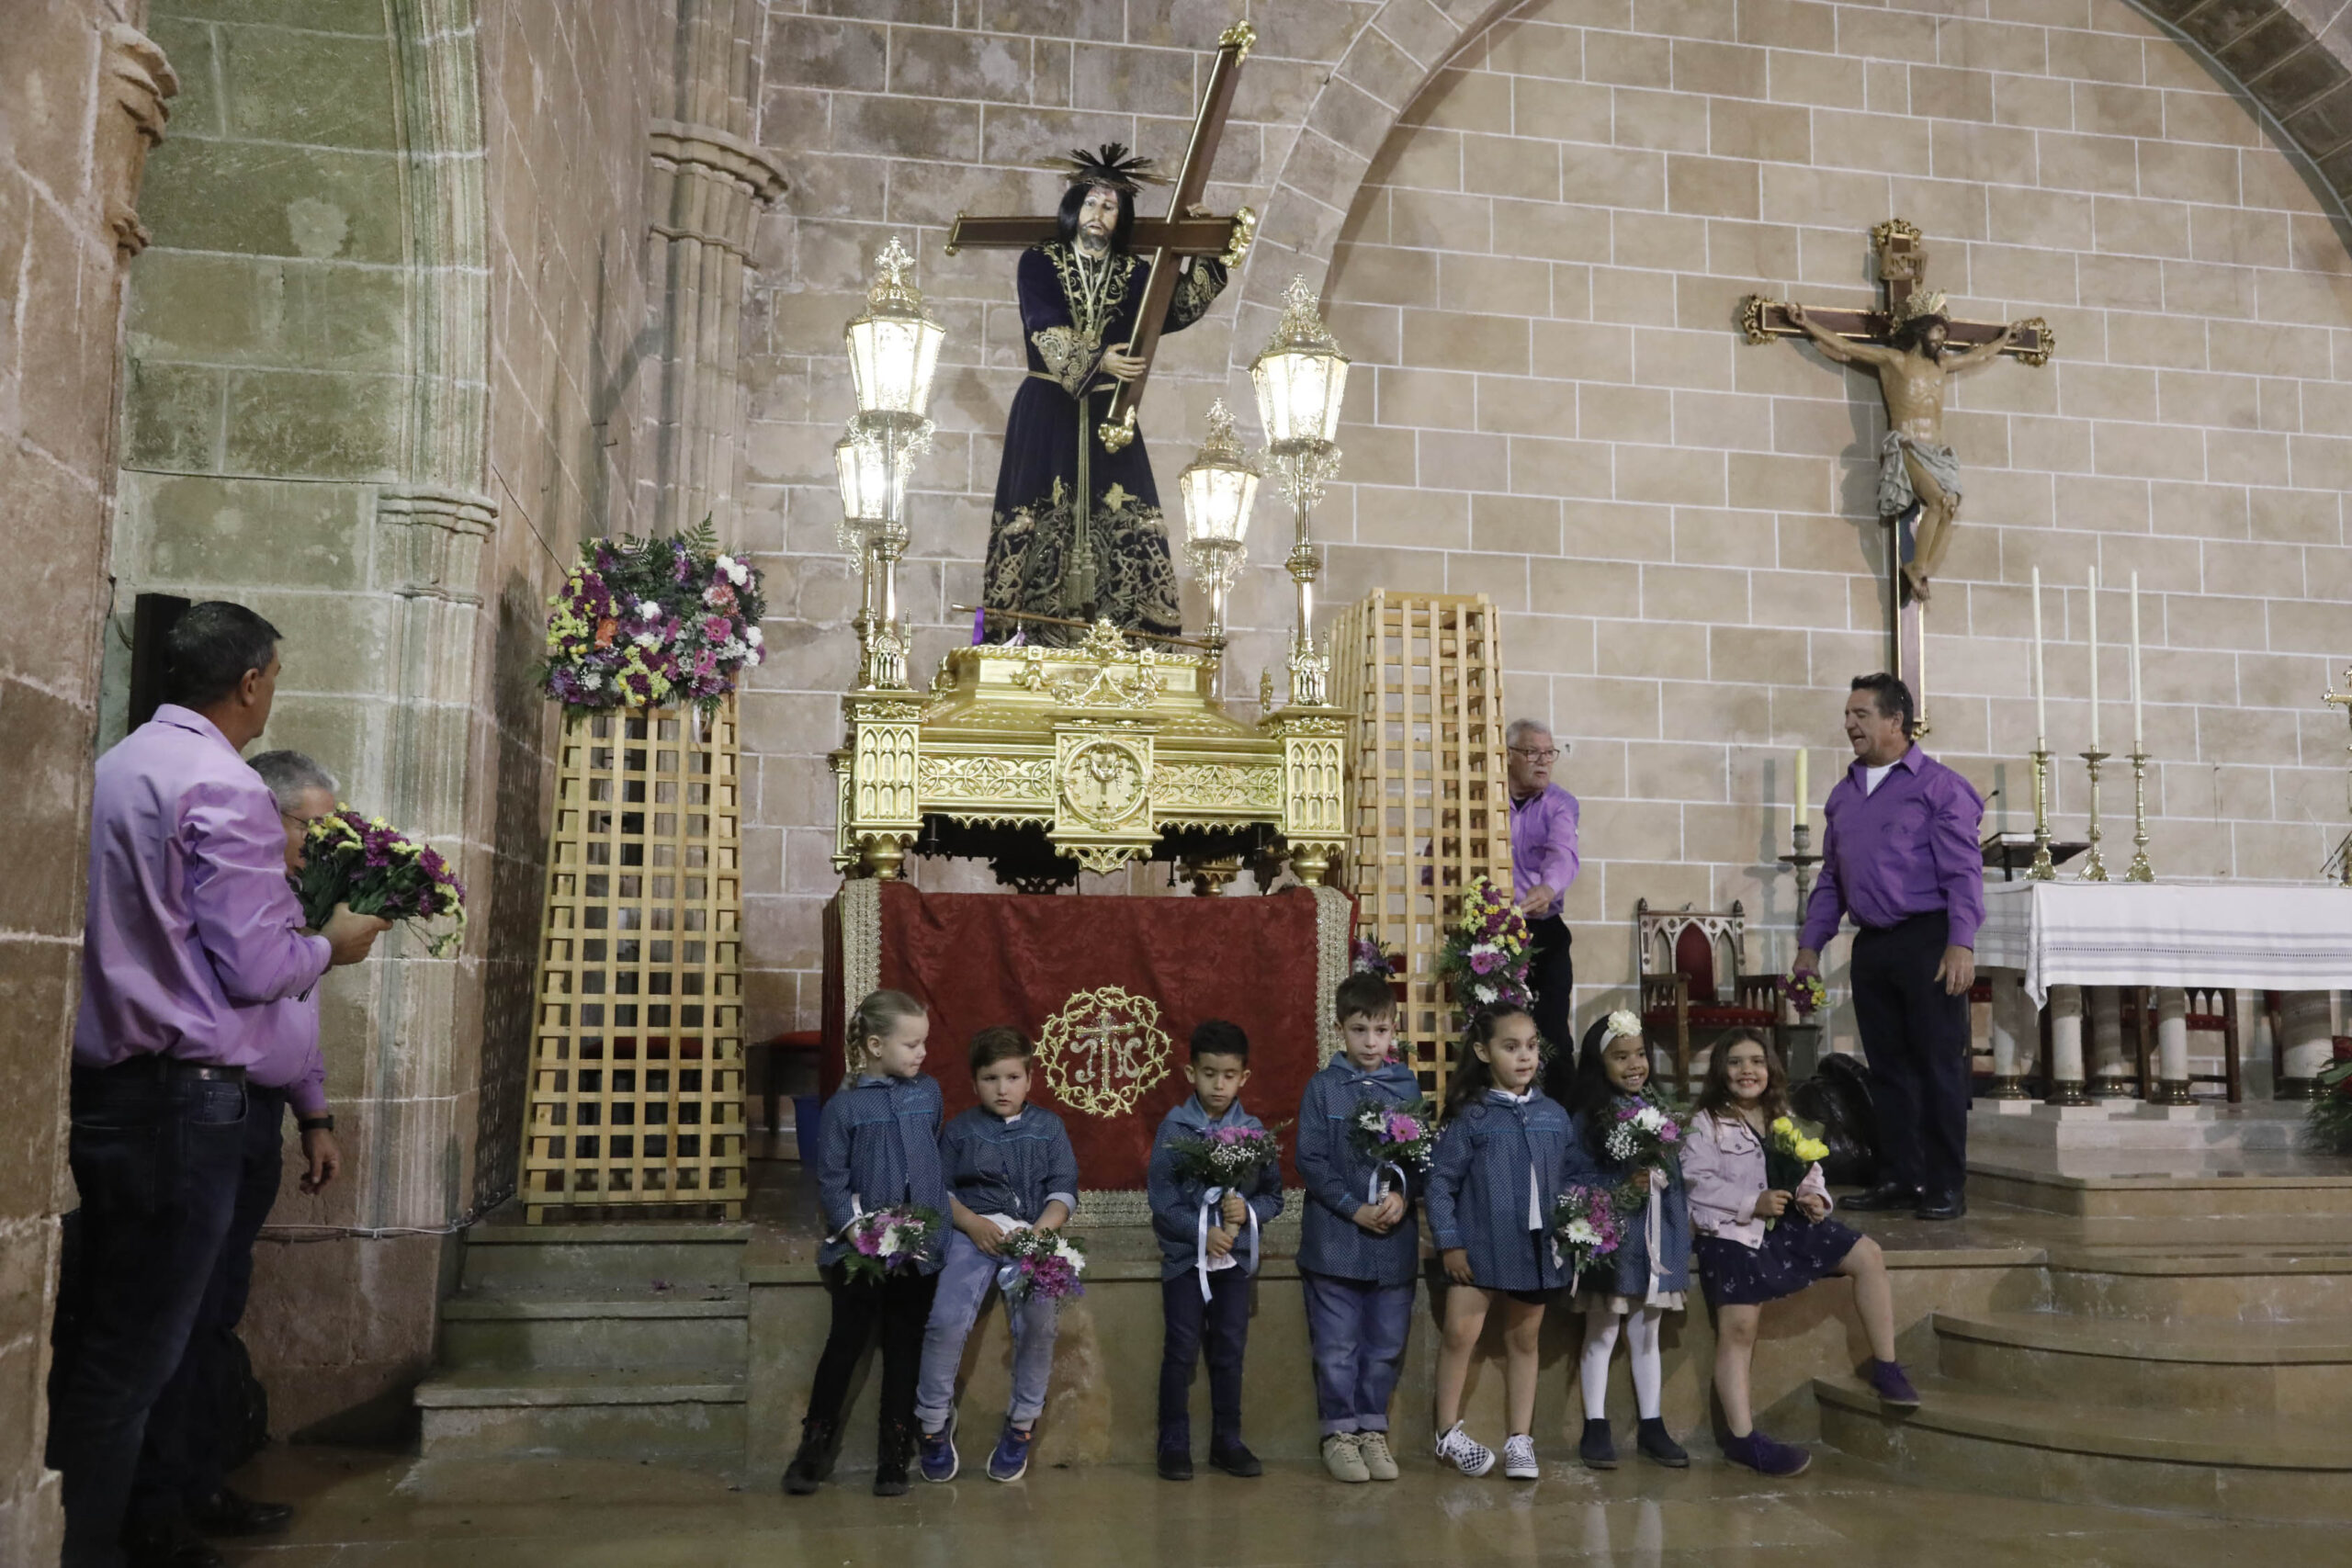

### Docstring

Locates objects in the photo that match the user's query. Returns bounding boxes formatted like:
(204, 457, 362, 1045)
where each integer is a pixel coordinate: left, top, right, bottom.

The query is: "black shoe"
(782, 1416, 837, 1495)
(123, 1517, 226, 1568)
(1577, 1416, 1617, 1470)
(1209, 1440, 1263, 1477)
(874, 1418, 915, 1496)
(1841, 1182, 1922, 1212)
(1157, 1449, 1194, 1482)
(1636, 1417, 1690, 1468)
(187, 1487, 293, 1537)
(1915, 1191, 1967, 1221)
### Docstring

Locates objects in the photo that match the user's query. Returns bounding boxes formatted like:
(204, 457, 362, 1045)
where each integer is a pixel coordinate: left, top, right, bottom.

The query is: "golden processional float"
(826, 240, 1351, 891)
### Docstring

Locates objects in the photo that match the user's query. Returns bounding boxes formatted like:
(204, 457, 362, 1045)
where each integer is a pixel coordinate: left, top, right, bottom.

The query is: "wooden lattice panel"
(1332, 592, 1511, 1101)
(522, 702, 748, 1220)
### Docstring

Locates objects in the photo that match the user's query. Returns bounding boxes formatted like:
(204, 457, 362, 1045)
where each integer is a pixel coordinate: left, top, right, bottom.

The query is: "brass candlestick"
(2125, 750, 2154, 883)
(2027, 748, 2057, 881)
(2077, 749, 2110, 881)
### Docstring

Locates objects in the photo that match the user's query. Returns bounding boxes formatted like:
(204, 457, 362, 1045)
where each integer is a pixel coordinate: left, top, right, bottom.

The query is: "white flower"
(636, 598, 662, 619)
(745, 626, 763, 647)
(580, 671, 603, 690)
(1634, 1106, 1667, 1134)
(716, 553, 736, 574)
(634, 630, 662, 648)
(1468, 941, 1498, 960)
(1564, 1220, 1598, 1246)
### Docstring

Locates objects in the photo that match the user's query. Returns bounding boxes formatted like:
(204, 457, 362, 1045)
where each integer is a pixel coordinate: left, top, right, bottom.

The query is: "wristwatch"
(298, 1114, 336, 1134)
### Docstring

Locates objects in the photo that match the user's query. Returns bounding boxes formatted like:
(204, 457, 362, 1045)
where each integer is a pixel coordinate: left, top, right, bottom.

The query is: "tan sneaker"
(1321, 1431, 1371, 1483)
(1357, 1429, 1399, 1481)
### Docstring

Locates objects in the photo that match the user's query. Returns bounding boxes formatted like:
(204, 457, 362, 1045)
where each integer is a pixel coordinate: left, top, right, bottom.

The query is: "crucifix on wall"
(1741, 220, 2054, 717)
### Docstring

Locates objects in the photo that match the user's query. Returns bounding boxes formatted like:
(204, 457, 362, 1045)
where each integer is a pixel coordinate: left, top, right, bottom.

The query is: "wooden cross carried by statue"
(1740, 220, 2055, 718)
(946, 21, 1260, 453)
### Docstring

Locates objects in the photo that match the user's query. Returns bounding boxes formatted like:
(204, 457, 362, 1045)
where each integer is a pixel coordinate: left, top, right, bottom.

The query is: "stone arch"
(1238, 0, 2352, 348)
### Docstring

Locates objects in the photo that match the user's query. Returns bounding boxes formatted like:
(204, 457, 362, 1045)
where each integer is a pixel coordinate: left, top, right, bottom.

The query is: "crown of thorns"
(1046, 141, 1169, 192)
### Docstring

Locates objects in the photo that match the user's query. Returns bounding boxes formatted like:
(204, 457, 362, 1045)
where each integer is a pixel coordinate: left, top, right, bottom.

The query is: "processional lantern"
(1250, 276, 1349, 708)
(1176, 398, 1260, 679)
(839, 236, 940, 691)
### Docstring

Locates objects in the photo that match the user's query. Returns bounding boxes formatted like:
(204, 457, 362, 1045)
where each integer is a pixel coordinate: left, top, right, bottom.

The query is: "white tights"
(1579, 1303, 1664, 1420)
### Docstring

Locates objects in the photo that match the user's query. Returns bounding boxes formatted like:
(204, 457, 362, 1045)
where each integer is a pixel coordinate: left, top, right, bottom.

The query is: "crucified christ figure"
(1784, 295, 2022, 604)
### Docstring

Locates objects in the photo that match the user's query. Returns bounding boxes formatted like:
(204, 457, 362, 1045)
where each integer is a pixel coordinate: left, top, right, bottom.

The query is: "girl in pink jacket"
(1681, 1030, 1916, 1476)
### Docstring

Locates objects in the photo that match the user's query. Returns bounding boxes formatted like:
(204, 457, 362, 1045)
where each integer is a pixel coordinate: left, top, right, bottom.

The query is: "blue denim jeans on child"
(915, 1228, 1060, 1429)
(1158, 1269, 1250, 1453)
(1301, 1271, 1415, 1436)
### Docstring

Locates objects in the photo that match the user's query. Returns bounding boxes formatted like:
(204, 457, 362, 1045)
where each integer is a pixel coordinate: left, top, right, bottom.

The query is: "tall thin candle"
(1794, 747, 1809, 830)
(2031, 566, 2047, 750)
(2130, 570, 2143, 750)
(2086, 564, 2100, 751)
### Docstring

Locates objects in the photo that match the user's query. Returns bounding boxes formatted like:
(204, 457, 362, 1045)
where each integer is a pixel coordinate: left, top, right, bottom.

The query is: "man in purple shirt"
(1505, 718, 1582, 1070)
(130, 751, 345, 1553)
(1795, 674, 1984, 1222)
(50, 603, 384, 1568)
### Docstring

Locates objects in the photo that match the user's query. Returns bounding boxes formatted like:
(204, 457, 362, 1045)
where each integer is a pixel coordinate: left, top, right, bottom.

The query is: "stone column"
(646, 0, 785, 537)
(2046, 985, 2090, 1105)
(2277, 990, 2336, 1099)
(2087, 987, 2133, 1098)
(1984, 968, 2034, 1100)
(2153, 987, 2194, 1104)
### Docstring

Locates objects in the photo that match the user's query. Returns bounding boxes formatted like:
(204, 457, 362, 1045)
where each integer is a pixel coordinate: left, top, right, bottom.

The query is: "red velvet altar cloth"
(823, 882, 1324, 1189)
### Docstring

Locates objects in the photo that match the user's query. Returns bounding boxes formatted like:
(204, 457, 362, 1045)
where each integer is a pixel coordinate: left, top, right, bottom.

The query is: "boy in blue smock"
(1294, 972, 1423, 1483)
(914, 1026, 1080, 1484)
(1148, 1019, 1283, 1482)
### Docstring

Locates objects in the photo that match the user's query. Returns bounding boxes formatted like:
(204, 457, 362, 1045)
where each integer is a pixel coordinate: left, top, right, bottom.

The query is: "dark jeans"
(48, 1062, 250, 1568)
(1851, 910, 1972, 1198)
(1529, 914, 1576, 1088)
(133, 1086, 286, 1518)
(1158, 1269, 1250, 1453)
(1300, 1271, 1414, 1434)
(805, 1263, 940, 1449)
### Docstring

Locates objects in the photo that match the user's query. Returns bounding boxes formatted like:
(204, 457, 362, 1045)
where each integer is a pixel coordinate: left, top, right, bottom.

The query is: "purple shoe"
(1722, 1429, 1812, 1477)
(1866, 1358, 1921, 1408)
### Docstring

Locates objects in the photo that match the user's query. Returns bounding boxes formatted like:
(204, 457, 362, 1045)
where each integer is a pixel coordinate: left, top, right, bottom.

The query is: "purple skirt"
(1694, 1218, 1861, 1307)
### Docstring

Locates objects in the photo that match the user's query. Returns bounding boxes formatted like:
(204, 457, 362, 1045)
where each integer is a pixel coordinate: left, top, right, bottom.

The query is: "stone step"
(1969, 1102, 2304, 1153)
(2039, 1249, 2352, 1321)
(1815, 1373, 2352, 1520)
(457, 1217, 750, 1293)
(1932, 1309, 2352, 1416)
(1967, 1153, 2352, 1220)
(414, 1367, 746, 1461)
(437, 1288, 749, 1371)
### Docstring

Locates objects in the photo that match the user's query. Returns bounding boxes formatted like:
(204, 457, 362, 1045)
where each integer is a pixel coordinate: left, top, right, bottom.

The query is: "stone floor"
(218, 1441, 2350, 1566)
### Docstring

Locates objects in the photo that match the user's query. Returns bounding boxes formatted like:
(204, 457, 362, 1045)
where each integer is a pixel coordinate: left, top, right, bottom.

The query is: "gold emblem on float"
(1060, 737, 1149, 831)
(1037, 985, 1171, 1117)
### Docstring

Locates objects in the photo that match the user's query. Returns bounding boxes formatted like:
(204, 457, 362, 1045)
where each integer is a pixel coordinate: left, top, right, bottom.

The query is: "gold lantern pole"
(1175, 398, 1261, 697)
(1251, 276, 1348, 709)
(842, 237, 943, 694)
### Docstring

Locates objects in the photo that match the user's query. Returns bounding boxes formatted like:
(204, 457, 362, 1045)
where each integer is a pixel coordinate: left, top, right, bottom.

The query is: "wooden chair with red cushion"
(1635, 899, 1782, 1100)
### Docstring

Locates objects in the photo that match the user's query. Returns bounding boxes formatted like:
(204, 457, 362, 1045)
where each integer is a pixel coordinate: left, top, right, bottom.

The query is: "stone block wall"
(737, 0, 2352, 1041)
(2, 3, 168, 1558)
(104, 0, 666, 1438)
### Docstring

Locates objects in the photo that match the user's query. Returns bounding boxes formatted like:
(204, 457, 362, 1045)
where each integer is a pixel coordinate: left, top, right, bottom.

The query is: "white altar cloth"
(1973, 881, 2352, 1004)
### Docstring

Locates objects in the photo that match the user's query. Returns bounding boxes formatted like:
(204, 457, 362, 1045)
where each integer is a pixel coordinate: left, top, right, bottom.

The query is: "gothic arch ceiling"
(1233, 0, 2352, 367)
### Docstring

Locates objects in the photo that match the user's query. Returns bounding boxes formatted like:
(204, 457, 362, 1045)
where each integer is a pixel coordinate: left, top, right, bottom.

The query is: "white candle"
(2031, 566, 2047, 750)
(2086, 564, 2099, 752)
(2130, 570, 2143, 752)
(1794, 747, 1809, 830)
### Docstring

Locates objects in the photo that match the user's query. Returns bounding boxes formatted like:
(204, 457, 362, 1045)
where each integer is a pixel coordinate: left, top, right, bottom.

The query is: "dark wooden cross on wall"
(1738, 220, 2055, 734)
(945, 21, 1260, 453)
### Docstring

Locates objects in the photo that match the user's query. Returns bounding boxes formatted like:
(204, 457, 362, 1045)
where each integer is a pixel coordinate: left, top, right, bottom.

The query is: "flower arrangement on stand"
(297, 808, 467, 956)
(995, 1227, 1087, 1305)
(539, 521, 767, 713)
(840, 1205, 943, 1284)
(1436, 874, 1533, 1014)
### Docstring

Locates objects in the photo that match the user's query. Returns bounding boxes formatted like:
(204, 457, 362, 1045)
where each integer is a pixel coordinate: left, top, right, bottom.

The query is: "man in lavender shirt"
(1794, 674, 1984, 1223)
(50, 604, 384, 1568)
(130, 751, 345, 1551)
(1504, 718, 1581, 1070)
